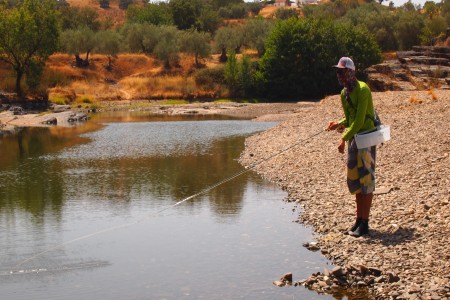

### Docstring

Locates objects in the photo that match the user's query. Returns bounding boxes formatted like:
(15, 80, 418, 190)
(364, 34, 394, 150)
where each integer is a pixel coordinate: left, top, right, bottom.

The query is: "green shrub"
(49, 95, 70, 105)
(194, 66, 225, 90)
(75, 95, 95, 104)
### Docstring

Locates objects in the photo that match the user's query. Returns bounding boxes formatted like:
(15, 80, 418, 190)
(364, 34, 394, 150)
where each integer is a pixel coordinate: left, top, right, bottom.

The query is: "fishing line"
(157, 129, 325, 213)
(9, 128, 325, 272)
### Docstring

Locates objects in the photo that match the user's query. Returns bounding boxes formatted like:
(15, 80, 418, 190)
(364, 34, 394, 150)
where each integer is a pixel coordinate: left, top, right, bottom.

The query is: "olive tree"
(242, 18, 274, 57)
(120, 23, 161, 53)
(180, 29, 211, 67)
(153, 26, 181, 68)
(214, 25, 244, 62)
(96, 30, 122, 70)
(60, 27, 97, 67)
(0, 0, 60, 98)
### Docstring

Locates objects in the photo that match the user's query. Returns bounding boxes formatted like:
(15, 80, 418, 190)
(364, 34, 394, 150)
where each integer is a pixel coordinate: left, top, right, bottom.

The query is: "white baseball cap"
(333, 57, 355, 71)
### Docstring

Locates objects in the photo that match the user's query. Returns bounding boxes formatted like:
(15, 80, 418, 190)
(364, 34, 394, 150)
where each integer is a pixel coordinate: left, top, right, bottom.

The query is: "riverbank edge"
(238, 90, 449, 299)
(0, 101, 315, 134)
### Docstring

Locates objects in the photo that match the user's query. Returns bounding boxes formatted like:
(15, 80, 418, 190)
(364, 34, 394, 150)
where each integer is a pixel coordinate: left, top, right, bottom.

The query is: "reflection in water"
(0, 116, 335, 300)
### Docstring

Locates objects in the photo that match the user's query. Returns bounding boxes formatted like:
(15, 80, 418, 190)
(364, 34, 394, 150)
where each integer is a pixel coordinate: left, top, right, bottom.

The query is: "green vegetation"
(0, 0, 60, 98)
(0, 0, 448, 100)
(258, 18, 382, 98)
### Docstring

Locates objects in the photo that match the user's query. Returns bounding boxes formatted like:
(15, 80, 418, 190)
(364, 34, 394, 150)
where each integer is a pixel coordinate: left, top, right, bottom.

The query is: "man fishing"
(327, 57, 376, 237)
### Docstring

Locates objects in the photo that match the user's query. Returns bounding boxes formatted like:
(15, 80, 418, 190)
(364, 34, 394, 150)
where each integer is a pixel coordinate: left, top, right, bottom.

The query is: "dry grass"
(119, 76, 197, 99)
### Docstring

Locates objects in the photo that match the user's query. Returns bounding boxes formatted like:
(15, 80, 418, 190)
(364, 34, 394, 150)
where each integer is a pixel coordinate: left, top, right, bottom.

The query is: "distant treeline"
(0, 0, 448, 99)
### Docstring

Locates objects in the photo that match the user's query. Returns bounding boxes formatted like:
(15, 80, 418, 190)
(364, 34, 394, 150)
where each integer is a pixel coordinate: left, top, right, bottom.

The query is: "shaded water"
(0, 113, 334, 299)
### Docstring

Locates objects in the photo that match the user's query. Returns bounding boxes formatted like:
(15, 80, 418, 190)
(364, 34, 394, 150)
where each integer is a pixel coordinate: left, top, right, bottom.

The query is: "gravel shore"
(239, 90, 450, 299)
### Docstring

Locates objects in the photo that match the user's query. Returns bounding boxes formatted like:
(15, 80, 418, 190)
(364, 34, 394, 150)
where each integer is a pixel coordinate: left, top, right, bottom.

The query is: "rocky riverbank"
(0, 101, 306, 134)
(239, 90, 450, 299)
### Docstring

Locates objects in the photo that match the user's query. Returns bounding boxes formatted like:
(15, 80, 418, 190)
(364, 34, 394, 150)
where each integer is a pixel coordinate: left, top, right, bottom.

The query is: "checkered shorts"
(347, 139, 376, 195)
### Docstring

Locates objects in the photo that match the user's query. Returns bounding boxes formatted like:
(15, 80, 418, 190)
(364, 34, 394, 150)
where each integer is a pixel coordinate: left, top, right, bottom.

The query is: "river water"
(0, 112, 334, 300)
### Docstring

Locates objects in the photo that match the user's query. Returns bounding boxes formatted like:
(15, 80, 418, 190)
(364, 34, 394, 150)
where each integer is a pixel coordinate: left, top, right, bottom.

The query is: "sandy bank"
(239, 90, 450, 299)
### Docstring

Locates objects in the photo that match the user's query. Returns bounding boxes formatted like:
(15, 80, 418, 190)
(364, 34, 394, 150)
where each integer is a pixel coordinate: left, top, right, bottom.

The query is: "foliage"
(210, 0, 243, 9)
(195, 6, 221, 34)
(120, 23, 160, 53)
(194, 66, 225, 90)
(169, 0, 203, 30)
(341, 3, 398, 51)
(58, 6, 101, 31)
(96, 30, 122, 69)
(218, 3, 247, 19)
(225, 52, 256, 97)
(126, 3, 173, 25)
(214, 25, 244, 61)
(119, 0, 133, 10)
(302, 0, 353, 20)
(153, 26, 181, 68)
(274, 8, 298, 20)
(394, 10, 424, 50)
(180, 29, 211, 67)
(420, 16, 447, 45)
(258, 17, 382, 99)
(60, 27, 97, 66)
(0, 0, 60, 97)
(242, 17, 274, 57)
(75, 95, 95, 104)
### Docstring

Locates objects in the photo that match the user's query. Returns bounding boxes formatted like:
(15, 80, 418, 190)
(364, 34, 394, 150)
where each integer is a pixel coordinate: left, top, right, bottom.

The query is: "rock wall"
(366, 46, 450, 91)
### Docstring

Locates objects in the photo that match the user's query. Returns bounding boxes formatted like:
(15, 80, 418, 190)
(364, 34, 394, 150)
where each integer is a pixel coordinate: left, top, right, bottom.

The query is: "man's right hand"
(327, 121, 339, 131)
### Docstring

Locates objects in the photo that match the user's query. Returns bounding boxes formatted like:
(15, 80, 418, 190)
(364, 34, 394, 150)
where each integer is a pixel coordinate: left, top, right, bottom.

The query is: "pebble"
(240, 90, 450, 299)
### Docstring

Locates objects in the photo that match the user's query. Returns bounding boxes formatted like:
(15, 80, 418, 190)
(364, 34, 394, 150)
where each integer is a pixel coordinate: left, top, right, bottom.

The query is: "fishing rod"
(11, 128, 325, 271)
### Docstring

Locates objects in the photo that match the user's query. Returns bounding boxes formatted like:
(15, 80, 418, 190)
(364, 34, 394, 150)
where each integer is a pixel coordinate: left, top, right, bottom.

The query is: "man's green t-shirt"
(338, 80, 376, 141)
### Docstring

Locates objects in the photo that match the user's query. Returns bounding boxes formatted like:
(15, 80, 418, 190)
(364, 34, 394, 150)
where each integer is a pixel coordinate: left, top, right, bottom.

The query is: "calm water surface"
(0, 112, 334, 300)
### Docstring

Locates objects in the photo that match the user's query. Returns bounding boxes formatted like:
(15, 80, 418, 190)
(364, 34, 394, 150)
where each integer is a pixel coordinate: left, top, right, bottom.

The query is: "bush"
(194, 66, 225, 90)
(49, 95, 70, 105)
(275, 8, 298, 20)
(258, 17, 382, 99)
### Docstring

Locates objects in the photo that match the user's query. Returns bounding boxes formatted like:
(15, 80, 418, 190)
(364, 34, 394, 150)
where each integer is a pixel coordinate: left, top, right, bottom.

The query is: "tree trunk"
(84, 50, 91, 66)
(219, 46, 227, 63)
(195, 52, 199, 68)
(106, 56, 113, 71)
(16, 70, 24, 100)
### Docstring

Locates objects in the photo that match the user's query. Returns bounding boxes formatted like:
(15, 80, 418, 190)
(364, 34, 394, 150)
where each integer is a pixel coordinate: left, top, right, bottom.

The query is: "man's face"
(336, 68, 347, 79)
(336, 68, 347, 86)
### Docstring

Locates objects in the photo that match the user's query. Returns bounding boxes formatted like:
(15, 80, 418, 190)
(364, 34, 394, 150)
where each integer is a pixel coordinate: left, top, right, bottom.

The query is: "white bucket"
(354, 125, 390, 149)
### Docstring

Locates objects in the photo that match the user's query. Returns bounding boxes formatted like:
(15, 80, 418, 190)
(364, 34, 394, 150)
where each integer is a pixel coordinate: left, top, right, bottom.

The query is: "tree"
(99, 0, 109, 9)
(60, 27, 97, 67)
(243, 18, 274, 56)
(96, 30, 121, 70)
(214, 25, 244, 62)
(180, 29, 211, 67)
(394, 10, 424, 50)
(120, 23, 161, 53)
(119, 0, 133, 10)
(0, 0, 60, 98)
(169, 0, 203, 30)
(58, 6, 101, 31)
(341, 3, 398, 51)
(153, 26, 181, 68)
(126, 3, 173, 25)
(258, 17, 381, 99)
